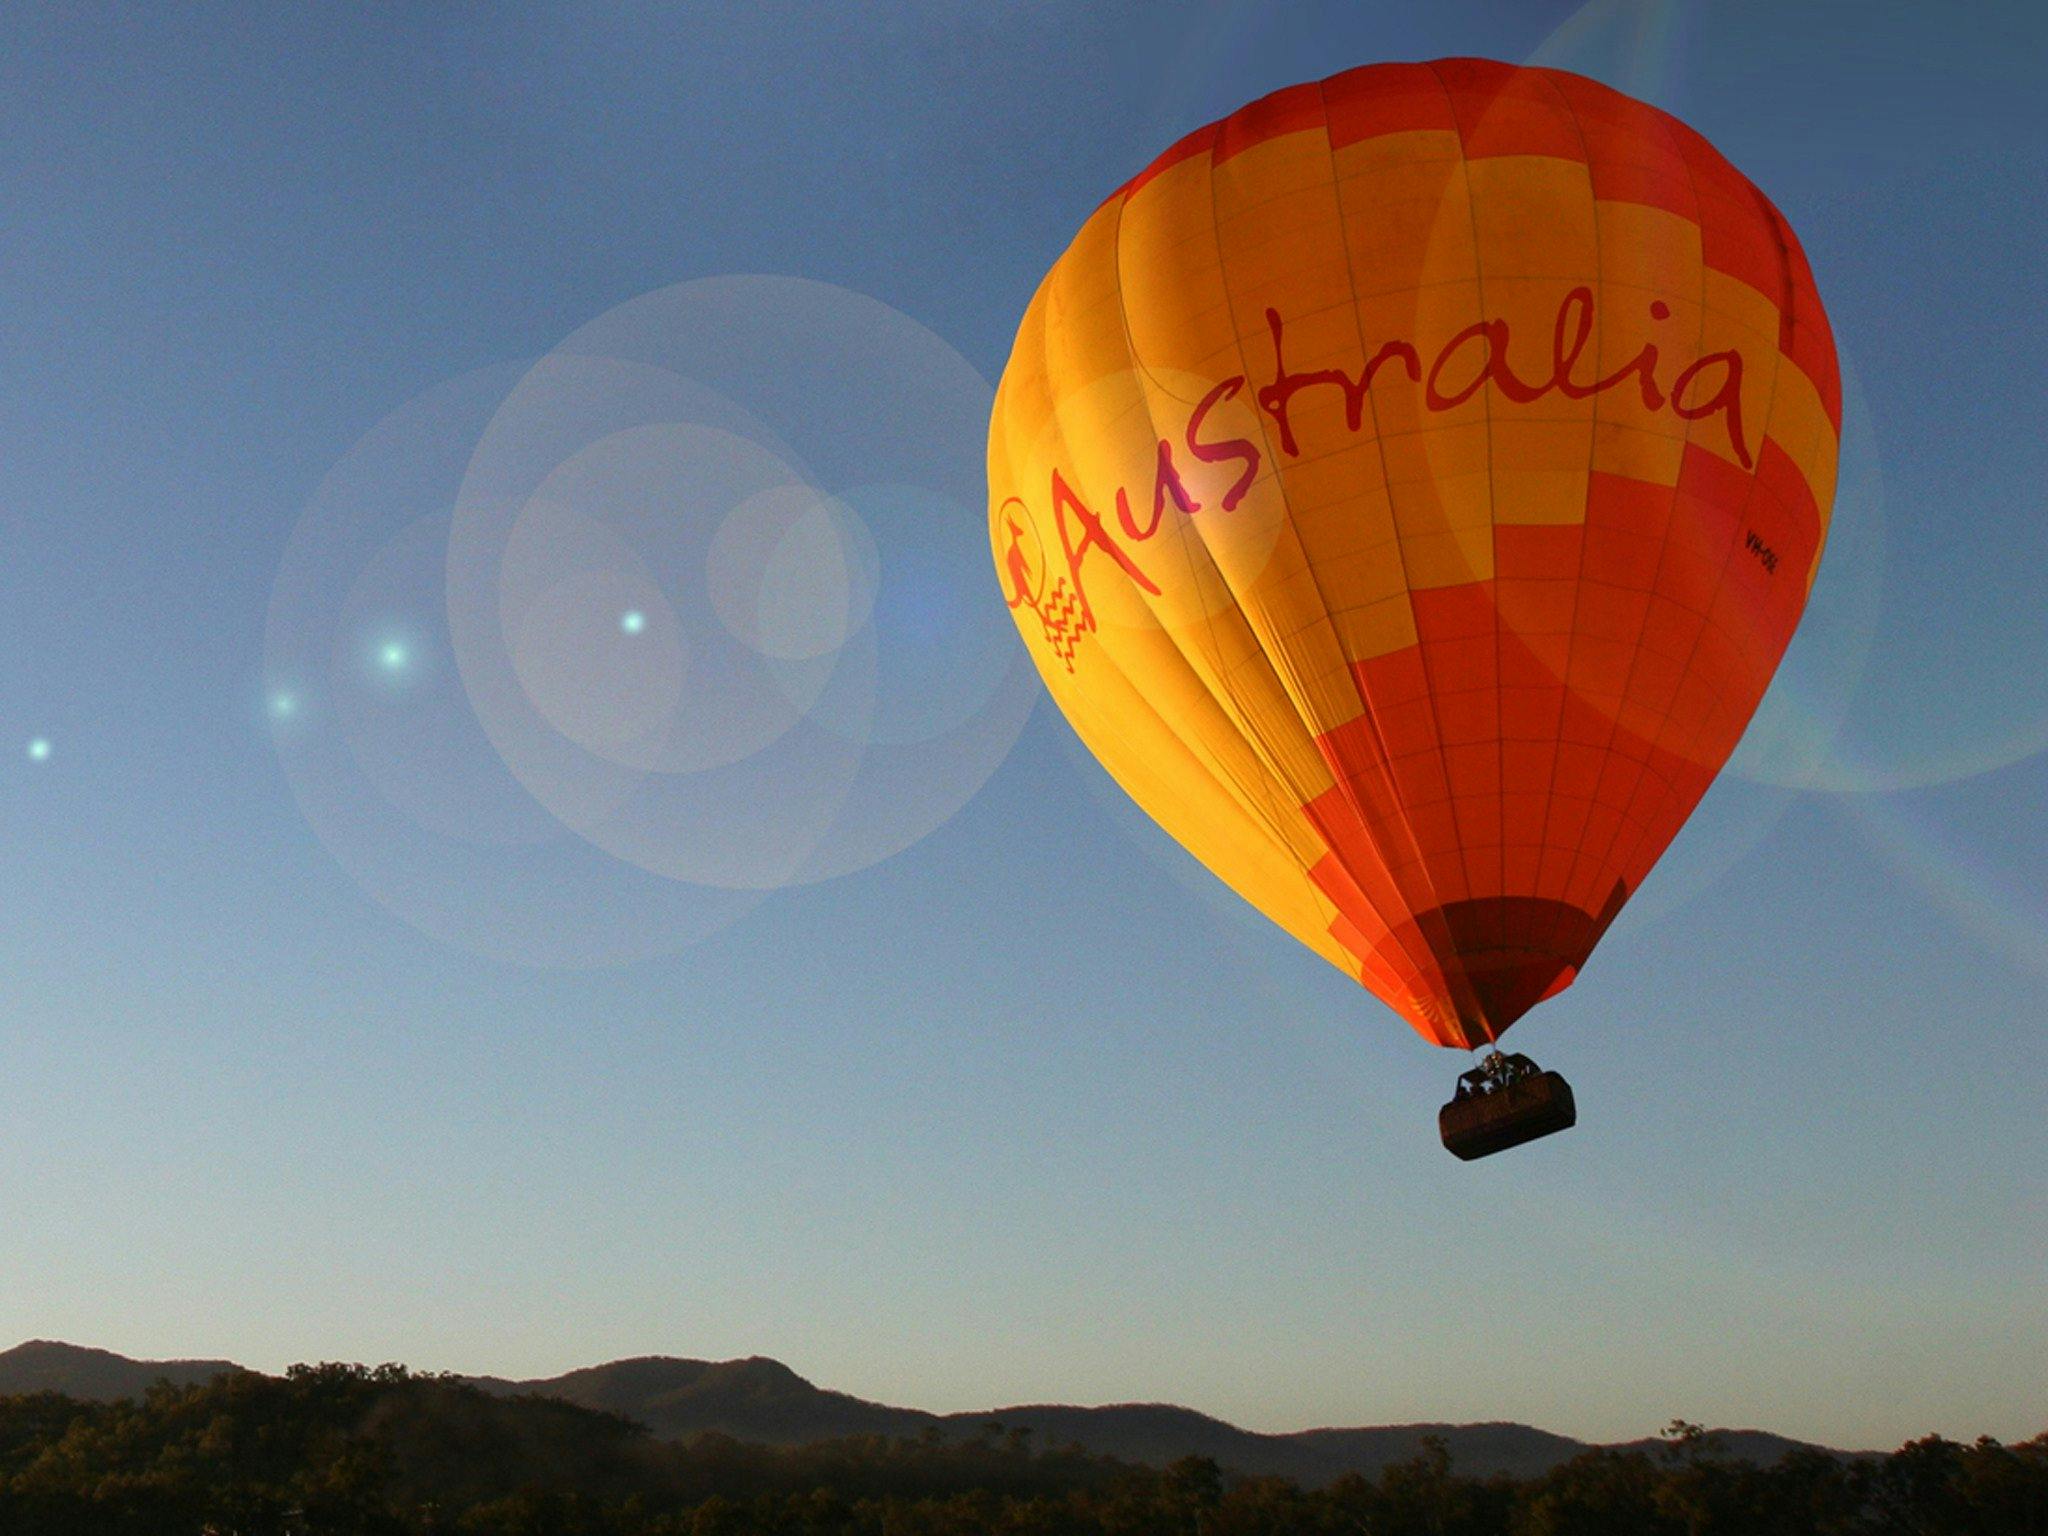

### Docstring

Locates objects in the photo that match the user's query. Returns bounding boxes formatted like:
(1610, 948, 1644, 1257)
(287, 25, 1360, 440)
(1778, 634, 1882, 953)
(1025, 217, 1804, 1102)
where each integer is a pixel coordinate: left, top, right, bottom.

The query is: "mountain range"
(0, 1340, 1839, 1486)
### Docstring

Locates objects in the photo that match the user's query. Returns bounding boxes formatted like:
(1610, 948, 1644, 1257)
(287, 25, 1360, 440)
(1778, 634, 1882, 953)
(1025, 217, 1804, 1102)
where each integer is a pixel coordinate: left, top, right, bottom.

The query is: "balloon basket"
(1439, 1053, 1577, 1160)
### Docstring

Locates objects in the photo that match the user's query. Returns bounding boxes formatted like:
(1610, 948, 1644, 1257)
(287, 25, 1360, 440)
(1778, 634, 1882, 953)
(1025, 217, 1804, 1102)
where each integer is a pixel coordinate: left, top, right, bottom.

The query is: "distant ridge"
(0, 1340, 240, 1402)
(463, 1356, 933, 1447)
(0, 1340, 1840, 1486)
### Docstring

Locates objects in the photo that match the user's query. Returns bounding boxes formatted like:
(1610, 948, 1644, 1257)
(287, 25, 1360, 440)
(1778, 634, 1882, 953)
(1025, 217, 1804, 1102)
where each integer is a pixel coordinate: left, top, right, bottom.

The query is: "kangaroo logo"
(995, 496, 1085, 672)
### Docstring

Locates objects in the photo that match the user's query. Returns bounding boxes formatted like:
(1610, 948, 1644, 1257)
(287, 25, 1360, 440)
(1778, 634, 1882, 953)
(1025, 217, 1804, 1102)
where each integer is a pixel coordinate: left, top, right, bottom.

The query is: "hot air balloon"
(987, 59, 1839, 1158)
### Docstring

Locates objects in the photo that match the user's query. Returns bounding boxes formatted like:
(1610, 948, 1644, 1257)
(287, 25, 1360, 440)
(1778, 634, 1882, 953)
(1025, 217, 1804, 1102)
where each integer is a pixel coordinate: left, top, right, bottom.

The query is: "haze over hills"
(0, 1340, 1839, 1485)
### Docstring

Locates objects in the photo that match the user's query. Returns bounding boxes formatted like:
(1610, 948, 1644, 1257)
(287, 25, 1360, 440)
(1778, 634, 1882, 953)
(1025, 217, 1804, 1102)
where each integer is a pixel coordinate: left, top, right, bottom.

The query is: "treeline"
(0, 1363, 2039, 1535)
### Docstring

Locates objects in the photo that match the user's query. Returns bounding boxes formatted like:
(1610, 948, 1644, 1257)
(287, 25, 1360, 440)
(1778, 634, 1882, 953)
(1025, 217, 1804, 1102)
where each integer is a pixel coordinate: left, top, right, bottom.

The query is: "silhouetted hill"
(953, 1401, 1280, 1474)
(1286, 1419, 1591, 1481)
(1612, 1427, 1834, 1464)
(470, 1355, 1851, 1483)
(0, 1340, 1847, 1484)
(0, 1340, 239, 1401)
(469, 1355, 934, 1445)
(0, 1363, 2034, 1536)
(477, 1361, 1595, 1481)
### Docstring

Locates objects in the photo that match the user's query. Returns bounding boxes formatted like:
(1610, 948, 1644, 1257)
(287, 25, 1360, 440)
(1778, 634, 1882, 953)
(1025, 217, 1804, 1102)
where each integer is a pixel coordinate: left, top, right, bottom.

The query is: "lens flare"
(1529, 0, 1695, 101)
(266, 365, 763, 966)
(1837, 790, 2048, 983)
(271, 278, 1034, 958)
(448, 275, 1035, 890)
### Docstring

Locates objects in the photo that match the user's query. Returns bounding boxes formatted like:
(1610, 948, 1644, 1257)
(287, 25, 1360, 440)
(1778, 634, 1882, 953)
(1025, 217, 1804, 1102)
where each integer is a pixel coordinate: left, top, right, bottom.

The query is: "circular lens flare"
(448, 275, 1035, 890)
(266, 365, 764, 966)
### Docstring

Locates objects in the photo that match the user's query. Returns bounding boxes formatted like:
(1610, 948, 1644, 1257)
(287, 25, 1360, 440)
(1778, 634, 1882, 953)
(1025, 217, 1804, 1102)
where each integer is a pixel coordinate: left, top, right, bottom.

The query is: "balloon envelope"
(988, 59, 1839, 1049)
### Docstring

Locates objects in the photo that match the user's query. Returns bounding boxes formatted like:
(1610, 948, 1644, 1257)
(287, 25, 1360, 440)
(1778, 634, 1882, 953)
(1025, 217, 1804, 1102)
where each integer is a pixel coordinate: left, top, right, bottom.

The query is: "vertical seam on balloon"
(1438, 60, 1514, 1021)
(1187, 96, 1472, 1036)
(1558, 94, 1715, 929)
(1288, 78, 1467, 1021)
(1525, 71, 1711, 968)
(1604, 171, 1803, 895)
(1590, 124, 1789, 912)
(1517, 67, 1632, 971)
(1106, 127, 1451, 1022)
(1057, 198, 1375, 969)
(1538, 83, 1709, 954)
(1297, 75, 1470, 1032)
(1020, 256, 1328, 908)
(1271, 67, 1485, 1036)
(1518, 67, 1614, 971)
(1606, 136, 1800, 894)
(1420, 58, 1506, 1041)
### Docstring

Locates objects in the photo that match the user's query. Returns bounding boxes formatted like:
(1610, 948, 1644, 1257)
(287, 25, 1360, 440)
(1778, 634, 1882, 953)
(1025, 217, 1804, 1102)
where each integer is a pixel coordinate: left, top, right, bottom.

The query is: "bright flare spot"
(379, 641, 409, 672)
(270, 691, 298, 720)
(27, 737, 51, 761)
(620, 609, 647, 635)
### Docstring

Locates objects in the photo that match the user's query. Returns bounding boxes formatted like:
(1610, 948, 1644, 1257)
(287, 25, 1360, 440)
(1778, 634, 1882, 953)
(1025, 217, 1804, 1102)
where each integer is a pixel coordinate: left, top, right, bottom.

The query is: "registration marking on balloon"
(990, 60, 1840, 1051)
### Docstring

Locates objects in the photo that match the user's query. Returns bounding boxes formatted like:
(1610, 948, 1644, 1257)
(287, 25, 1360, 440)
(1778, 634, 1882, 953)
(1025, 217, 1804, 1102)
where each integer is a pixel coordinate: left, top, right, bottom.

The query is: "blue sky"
(0, 0, 2042, 1450)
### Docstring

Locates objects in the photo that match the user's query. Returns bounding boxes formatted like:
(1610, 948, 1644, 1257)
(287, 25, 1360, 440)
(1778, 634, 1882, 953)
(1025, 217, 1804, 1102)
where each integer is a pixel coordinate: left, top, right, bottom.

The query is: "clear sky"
(0, 0, 2042, 1452)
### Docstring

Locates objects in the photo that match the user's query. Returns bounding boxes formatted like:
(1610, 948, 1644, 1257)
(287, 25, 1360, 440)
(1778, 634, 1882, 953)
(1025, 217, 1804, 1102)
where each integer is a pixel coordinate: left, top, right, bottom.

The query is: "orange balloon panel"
(988, 59, 1839, 1050)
